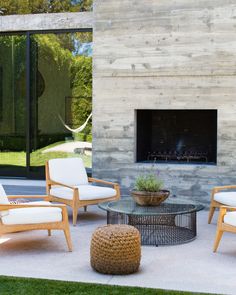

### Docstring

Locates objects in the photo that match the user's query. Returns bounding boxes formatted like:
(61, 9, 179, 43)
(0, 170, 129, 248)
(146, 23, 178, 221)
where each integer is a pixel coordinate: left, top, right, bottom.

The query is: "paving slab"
(0, 184, 235, 294)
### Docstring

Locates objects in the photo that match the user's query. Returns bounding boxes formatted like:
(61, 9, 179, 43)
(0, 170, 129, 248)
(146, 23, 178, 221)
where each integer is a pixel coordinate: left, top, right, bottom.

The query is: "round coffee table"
(99, 199, 203, 246)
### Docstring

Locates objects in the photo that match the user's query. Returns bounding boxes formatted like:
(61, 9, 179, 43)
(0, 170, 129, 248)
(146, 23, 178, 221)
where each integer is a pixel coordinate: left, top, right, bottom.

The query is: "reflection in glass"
(0, 35, 27, 176)
(0, 31, 92, 177)
(29, 32, 92, 176)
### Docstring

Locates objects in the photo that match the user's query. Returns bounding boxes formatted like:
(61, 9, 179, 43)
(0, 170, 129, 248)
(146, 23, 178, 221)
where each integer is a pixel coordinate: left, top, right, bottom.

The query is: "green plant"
(0, 0, 93, 15)
(134, 173, 163, 192)
(0, 275, 213, 295)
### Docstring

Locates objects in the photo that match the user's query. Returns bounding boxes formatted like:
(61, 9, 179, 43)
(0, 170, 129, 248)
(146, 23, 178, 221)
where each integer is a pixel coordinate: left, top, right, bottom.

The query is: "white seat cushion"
(48, 158, 88, 186)
(214, 192, 236, 206)
(0, 184, 10, 217)
(50, 185, 116, 201)
(1, 201, 62, 225)
(224, 212, 236, 227)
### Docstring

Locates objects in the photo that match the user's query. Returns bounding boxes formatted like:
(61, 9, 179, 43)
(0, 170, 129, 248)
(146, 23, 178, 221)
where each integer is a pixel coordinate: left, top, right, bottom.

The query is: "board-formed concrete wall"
(0, 12, 93, 32)
(93, 0, 236, 205)
(1, 5, 236, 204)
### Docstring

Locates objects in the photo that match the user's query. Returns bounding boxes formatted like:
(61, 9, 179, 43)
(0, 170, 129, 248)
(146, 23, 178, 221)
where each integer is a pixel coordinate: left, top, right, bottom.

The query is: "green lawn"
(0, 141, 92, 168)
(0, 276, 214, 295)
(30, 151, 91, 168)
(0, 151, 26, 167)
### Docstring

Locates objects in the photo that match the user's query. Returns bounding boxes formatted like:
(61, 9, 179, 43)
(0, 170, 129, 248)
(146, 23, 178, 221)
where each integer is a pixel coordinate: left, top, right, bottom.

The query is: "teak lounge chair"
(46, 158, 120, 225)
(0, 185, 72, 252)
(213, 206, 236, 252)
(208, 185, 236, 224)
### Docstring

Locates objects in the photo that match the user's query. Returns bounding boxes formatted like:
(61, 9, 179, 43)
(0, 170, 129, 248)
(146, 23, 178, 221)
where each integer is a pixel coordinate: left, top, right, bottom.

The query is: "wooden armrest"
(49, 180, 76, 190)
(217, 206, 236, 224)
(220, 205, 236, 211)
(213, 185, 236, 193)
(0, 203, 66, 211)
(7, 195, 47, 199)
(88, 177, 119, 187)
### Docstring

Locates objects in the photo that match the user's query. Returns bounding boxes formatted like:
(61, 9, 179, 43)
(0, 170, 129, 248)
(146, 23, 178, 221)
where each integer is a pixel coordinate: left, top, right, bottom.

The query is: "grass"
(0, 276, 214, 295)
(31, 151, 91, 168)
(0, 141, 92, 168)
(0, 151, 26, 167)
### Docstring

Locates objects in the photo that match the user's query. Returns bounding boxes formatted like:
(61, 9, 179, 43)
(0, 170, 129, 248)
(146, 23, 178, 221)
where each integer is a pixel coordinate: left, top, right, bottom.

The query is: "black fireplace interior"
(136, 110, 217, 164)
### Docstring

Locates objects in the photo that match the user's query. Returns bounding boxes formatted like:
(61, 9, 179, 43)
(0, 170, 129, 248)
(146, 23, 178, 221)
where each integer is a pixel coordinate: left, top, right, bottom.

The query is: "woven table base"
(90, 224, 141, 275)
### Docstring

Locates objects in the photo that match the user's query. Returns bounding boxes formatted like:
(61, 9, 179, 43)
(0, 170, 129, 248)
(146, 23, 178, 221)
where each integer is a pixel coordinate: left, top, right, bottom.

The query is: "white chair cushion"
(50, 185, 116, 201)
(214, 192, 236, 206)
(224, 212, 236, 227)
(0, 184, 10, 217)
(48, 158, 88, 186)
(1, 201, 62, 225)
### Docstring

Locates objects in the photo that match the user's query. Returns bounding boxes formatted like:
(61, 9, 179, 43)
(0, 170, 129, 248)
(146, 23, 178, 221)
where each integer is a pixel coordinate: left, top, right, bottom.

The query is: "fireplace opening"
(136, 110, 217, 164)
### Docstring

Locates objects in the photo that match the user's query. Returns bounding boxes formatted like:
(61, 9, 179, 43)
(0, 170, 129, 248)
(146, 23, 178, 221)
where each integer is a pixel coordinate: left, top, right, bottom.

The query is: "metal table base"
(100, 199, 203, 246)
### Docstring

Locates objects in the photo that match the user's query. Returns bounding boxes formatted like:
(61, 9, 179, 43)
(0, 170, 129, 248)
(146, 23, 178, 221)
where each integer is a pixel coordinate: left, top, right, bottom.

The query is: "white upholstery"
(214, 192, 236, 206)
(224, 212, 236, 227)
(0, 184, 10, 217)
(50, 185, 116, 201)
(1, 201, 62, 225)
(48, 158, 88, 186)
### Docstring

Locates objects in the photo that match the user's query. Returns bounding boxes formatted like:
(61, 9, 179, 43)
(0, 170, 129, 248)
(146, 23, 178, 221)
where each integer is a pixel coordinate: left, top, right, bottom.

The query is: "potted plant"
(131, 172, 170, 206)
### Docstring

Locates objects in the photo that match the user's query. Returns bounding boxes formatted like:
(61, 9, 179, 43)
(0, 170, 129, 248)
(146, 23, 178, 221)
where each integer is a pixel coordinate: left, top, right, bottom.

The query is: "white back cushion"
(0, 184, 9, 217)
(214, 192, 236, 206)
(48, 158, 88, 186)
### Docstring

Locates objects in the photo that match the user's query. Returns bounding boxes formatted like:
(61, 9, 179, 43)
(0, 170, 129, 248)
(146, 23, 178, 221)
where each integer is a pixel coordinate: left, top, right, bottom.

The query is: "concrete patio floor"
(0, 181, 236, 295)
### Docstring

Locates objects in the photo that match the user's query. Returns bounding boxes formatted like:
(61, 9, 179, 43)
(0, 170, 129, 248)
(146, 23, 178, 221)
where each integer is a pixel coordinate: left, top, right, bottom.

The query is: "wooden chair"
(0, 185, 72, 252)
(208, 185, 236, 224)
(213, 206, 236, 252)
(46, 158, 120, 226)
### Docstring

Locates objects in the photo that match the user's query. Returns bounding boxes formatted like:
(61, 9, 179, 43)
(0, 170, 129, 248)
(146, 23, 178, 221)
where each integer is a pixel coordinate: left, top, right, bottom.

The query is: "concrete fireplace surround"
(2, 1, 236, 205)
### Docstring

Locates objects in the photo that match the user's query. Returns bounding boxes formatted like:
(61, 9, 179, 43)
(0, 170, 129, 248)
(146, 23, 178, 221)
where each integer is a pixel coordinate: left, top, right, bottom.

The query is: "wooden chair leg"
(213, 229, 223, 252)
(72, 205, 78, 226)
(64, 227, 73, 252)
(208, 205, 216, 224)
(84, 206, 87, 212)
(48, 230, 51, 236)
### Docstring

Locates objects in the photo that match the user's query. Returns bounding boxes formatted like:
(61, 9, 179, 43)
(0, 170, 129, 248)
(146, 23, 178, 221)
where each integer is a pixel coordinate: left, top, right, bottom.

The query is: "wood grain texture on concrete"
(93, 0, 236, 205)
(0, 12, 93, 32)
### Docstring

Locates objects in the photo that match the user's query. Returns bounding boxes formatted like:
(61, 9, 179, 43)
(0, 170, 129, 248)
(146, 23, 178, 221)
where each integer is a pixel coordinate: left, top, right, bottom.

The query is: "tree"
(34, 33, 92, 136)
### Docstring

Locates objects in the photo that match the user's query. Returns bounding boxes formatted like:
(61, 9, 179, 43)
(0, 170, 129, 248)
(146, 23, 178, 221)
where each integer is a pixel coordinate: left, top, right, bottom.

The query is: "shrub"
(134, 173, 163, 192)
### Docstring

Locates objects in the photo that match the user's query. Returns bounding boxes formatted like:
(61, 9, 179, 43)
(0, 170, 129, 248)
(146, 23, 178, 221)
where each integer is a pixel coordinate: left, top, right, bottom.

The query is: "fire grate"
(147, 149, 208, 163)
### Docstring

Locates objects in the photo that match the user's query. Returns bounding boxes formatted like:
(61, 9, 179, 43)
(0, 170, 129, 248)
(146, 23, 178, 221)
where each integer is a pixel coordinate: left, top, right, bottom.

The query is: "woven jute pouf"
(90, 224, 141, 275)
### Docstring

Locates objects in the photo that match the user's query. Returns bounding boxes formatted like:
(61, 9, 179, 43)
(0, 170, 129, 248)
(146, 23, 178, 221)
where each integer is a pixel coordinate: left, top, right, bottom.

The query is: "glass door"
(0, 34, 27, 177)
(28, 32, 92, 178)
(0, 31, 92, 178)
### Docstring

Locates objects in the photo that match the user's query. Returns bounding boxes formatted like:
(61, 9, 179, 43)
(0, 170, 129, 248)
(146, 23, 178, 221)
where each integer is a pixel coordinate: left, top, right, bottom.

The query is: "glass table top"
(99, 198, 204, 216)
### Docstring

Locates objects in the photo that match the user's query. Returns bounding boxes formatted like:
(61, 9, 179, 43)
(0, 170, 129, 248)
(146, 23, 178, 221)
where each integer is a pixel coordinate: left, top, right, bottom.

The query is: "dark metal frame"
(101, 200, 203, 246)
(0, 66, 3, 122)
(0, 28, 92, 36)
(107, 210, 197, 246)
(26, 32, 31, 175)
(0, 28, 92, 178)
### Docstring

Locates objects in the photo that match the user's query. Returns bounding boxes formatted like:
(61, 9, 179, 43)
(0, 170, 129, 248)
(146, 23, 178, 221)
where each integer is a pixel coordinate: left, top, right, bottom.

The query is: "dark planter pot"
(131, 190, 170, 206)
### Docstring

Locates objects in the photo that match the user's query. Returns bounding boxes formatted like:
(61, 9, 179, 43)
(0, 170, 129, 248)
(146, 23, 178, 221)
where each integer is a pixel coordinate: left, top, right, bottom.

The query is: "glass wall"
(0, 0, 92, 15)
(0, 31, 92, 178)
(0, 35, 27, 176)
(29, 31, 92, 177)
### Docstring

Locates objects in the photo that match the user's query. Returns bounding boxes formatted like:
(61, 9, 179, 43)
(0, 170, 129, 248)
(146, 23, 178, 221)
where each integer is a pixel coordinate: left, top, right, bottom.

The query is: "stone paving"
(0, 180, 235, 295)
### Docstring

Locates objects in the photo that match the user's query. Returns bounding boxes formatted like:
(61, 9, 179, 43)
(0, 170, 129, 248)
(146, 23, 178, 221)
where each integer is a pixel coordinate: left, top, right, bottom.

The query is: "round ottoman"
(90, 224, 141, 275)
